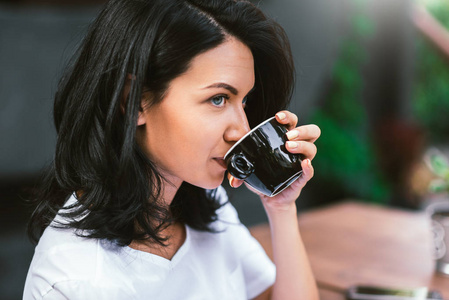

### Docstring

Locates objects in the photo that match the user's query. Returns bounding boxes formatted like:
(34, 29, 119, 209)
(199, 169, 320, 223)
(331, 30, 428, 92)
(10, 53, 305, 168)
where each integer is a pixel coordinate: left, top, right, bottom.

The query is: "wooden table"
(250, 201, 449, 300)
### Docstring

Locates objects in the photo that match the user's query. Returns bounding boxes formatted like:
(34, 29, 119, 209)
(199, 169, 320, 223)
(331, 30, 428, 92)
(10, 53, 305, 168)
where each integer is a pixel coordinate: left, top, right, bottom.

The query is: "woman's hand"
(230, 111, 321, 300)
(228, 110, 321, 211)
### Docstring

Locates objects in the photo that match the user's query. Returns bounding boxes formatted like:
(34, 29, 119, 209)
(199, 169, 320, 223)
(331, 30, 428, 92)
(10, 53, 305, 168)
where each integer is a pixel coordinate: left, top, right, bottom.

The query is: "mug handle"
(228, 153, 255, 180)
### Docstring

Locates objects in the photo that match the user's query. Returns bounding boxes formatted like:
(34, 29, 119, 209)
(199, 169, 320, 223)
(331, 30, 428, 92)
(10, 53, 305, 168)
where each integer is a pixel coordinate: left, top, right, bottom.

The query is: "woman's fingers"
(286, 159, 314, 194)
(275, 111, 298, 130)
(275, 110, 320, 142)
(286, 124, 321, 143)
(285, 140, 317, 160)
(300, 158, 314, 183)
(284, 122, 320, 160)
(228, 173, 244, 188)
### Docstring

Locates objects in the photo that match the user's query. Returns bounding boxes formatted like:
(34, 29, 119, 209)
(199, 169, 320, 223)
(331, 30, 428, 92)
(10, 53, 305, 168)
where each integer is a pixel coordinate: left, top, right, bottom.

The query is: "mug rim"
(224, 116, 276, 159)
(270, 170, 302, 197)
(426, 201, 449, 218)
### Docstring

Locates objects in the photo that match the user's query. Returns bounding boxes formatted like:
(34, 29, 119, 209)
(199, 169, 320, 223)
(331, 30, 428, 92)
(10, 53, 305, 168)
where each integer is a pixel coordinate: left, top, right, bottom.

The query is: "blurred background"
(1, 0, 449, 298)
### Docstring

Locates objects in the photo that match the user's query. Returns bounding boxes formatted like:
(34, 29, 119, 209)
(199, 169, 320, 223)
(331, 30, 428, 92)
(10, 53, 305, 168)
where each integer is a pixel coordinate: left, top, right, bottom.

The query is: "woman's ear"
(122, 74, 148, 126)
(137, 107, 146, 126)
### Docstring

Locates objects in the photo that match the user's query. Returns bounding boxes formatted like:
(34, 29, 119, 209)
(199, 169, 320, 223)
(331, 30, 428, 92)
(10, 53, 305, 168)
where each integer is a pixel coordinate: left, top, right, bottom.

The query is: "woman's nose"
(225, 108, 251, 143)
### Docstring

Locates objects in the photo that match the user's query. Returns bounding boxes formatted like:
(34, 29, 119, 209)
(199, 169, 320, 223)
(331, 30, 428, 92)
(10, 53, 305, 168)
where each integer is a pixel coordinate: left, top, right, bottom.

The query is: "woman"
(24, 0, 320, 299)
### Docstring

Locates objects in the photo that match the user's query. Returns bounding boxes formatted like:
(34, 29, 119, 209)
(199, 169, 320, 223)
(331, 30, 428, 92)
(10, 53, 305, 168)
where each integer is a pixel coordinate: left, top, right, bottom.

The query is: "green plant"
(425, 148, 449, 194)
(309, 0, 390, 203)
(413, 1, 449, 143)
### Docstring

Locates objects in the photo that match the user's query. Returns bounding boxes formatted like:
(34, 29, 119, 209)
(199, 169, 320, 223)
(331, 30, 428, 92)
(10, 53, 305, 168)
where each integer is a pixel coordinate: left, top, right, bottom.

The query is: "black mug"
(224, 116, 303, 197)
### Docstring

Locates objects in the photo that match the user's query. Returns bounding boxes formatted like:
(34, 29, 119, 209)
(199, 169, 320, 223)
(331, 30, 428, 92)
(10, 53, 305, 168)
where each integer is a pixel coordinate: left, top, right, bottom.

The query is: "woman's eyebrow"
(204, 82, 238, 95)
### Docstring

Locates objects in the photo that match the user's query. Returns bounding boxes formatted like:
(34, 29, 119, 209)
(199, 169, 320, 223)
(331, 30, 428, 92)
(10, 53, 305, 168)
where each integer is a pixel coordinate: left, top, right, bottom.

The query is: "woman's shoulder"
(25, 216, 130, 298)
(32, 221, 101, 277)
(36, 220, 97, 256)
(24, 224, 99, 298)
(28, 195, 115, 284)
(36, 194, 92, 252)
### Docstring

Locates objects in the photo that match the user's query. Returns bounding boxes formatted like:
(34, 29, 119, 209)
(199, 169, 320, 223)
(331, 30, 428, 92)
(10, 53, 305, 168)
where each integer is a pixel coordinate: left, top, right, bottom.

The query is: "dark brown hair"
(28, 0, 295, 246)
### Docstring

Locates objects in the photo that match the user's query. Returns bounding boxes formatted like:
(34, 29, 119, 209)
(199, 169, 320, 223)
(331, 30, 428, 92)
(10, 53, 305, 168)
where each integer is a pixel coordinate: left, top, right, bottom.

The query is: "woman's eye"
(210, 95, 228, 107)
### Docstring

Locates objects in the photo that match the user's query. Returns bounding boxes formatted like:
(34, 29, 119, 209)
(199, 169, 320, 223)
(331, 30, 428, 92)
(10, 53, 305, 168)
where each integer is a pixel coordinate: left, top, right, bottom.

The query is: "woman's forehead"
(170, 38, 255, 93)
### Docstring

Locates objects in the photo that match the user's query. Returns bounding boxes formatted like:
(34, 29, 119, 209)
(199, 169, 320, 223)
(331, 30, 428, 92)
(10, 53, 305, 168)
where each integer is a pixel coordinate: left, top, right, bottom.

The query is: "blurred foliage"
(425, 148, 449, 194)
(309, 0, 390, 204)
(413, 0, 449, 143)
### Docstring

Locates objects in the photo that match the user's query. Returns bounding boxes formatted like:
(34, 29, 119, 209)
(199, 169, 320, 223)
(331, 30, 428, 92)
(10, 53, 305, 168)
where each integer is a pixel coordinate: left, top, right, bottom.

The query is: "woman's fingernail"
(286, 141, 298, 149)
(229, 176, 235, 188)
(276, 112, 286, 120)
(306, 159, 311, 166)
(286, 130, 299, 140)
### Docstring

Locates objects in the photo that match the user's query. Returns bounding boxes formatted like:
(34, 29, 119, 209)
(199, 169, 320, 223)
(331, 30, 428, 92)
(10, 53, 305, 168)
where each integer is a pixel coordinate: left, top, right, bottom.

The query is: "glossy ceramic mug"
(224, 116, 303, 197)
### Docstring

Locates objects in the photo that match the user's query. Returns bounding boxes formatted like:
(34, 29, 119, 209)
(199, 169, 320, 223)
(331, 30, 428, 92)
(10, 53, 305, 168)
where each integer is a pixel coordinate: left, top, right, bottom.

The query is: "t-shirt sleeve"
(239, 231, 276, 299)
(42, 285, 72, 300)
(214, 186, 276, 299)
(40, 280, 135, 300)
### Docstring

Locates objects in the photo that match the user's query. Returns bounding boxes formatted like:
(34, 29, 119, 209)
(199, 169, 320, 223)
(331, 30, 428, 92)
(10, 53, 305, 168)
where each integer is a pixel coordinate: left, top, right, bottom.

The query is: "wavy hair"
(28, 0, 295, 246)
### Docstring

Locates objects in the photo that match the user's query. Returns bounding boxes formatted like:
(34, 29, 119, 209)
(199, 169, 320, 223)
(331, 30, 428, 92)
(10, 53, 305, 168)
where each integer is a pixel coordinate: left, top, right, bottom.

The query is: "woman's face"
(137, 37, 254, 190)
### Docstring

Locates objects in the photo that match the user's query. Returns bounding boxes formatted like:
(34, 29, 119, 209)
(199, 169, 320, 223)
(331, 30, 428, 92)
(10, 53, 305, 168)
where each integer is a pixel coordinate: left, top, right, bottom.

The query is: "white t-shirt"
(23, 186, 275, 300)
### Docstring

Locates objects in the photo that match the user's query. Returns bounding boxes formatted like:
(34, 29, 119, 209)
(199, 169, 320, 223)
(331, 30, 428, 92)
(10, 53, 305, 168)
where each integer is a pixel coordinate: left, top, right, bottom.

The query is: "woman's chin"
(191, 175, 226, 190)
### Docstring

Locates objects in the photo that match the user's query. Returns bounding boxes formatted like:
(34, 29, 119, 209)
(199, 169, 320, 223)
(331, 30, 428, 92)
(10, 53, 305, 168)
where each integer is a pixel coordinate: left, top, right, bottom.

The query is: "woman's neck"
(129, 220, 186, 260)
(127, 173, 186, 259)
(157, 171, 183, 207)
